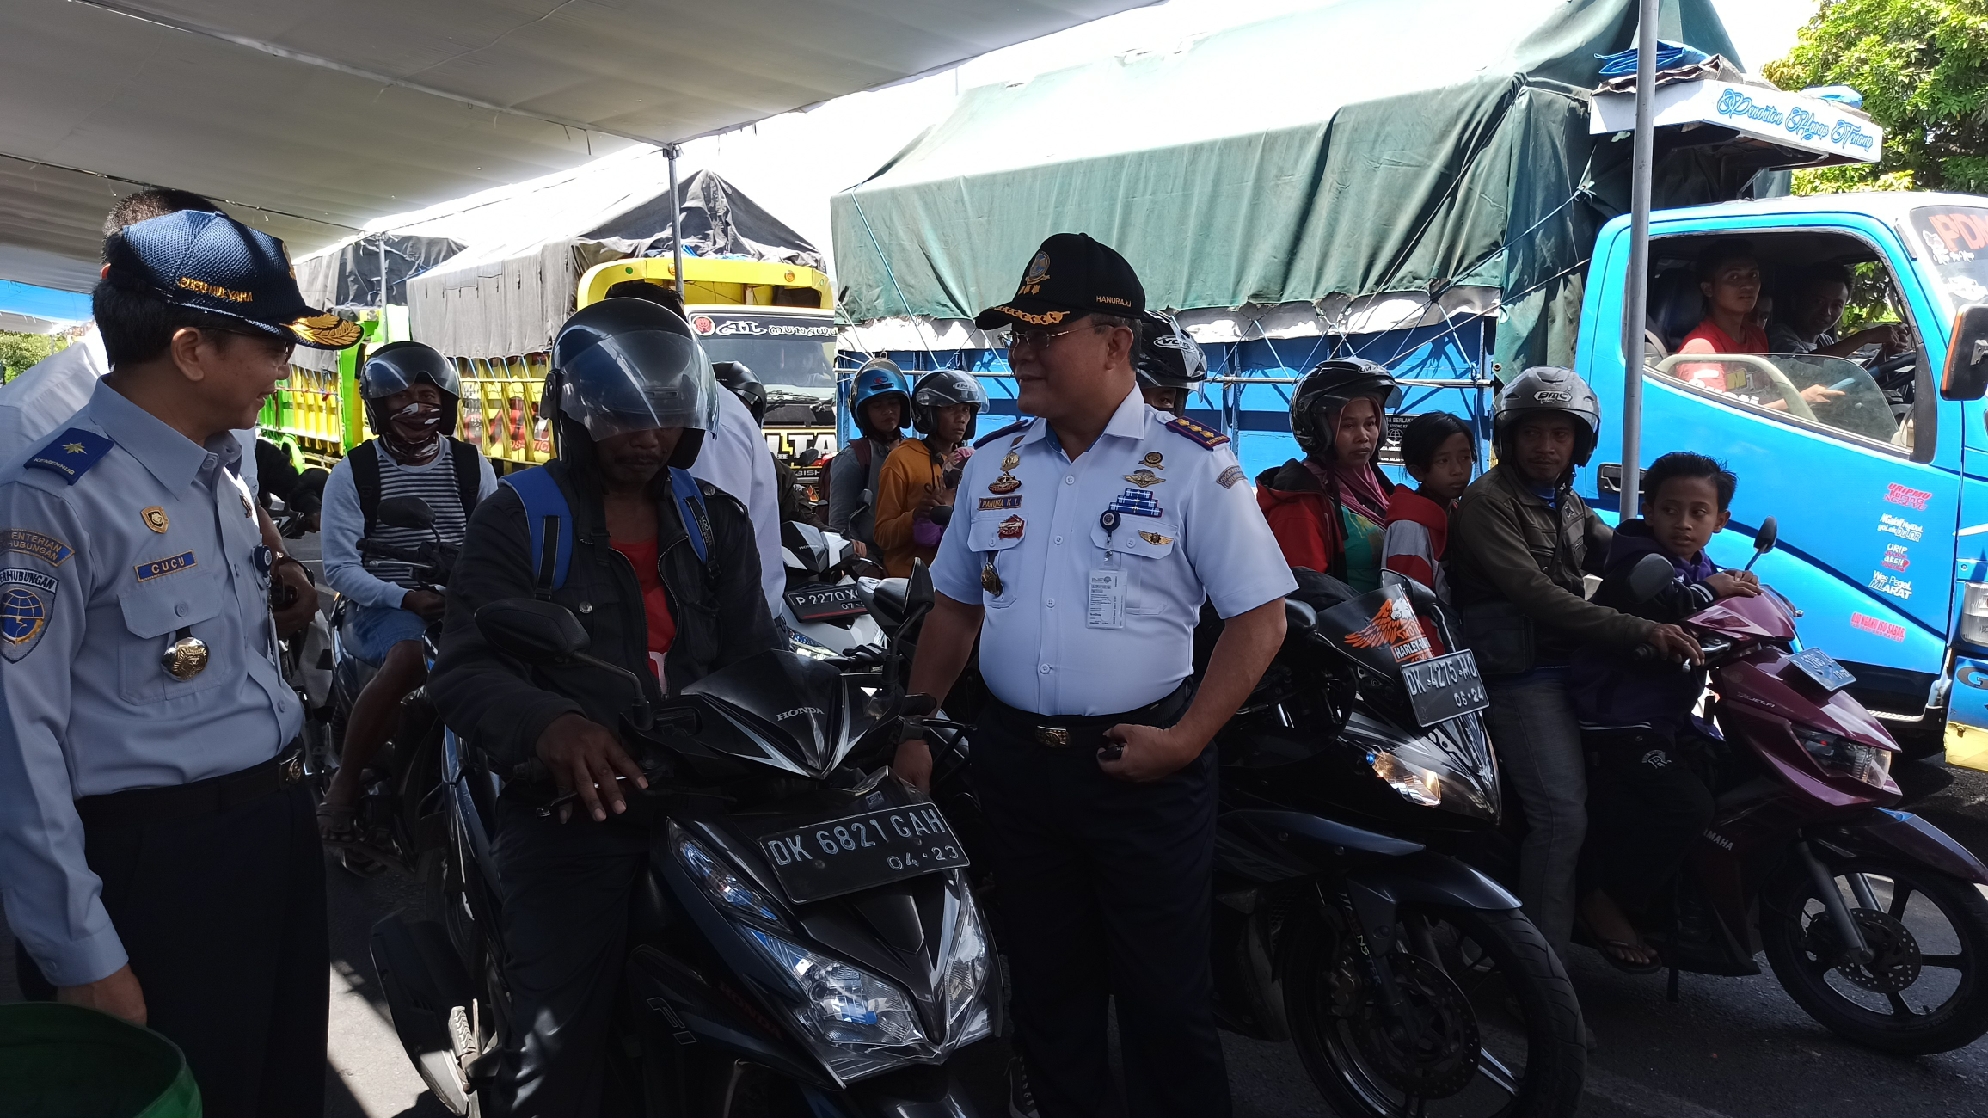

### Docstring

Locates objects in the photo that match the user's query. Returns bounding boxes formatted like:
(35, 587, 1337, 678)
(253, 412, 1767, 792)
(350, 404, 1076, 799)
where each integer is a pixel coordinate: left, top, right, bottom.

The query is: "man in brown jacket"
(1448, 367, 1699, 961)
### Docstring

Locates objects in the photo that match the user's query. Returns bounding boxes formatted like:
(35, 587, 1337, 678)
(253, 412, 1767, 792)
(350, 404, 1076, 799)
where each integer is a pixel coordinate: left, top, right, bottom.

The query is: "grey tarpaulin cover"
(586, 168, 825, 274)
(830, 0, 1741, 371)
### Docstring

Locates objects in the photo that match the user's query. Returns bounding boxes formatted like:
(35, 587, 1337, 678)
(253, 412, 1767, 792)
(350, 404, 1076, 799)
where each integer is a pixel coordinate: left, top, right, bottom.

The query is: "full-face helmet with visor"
(545, 297, 719, 468)
(359, 341, 462, 454)
(1135, 311, 1208, 405)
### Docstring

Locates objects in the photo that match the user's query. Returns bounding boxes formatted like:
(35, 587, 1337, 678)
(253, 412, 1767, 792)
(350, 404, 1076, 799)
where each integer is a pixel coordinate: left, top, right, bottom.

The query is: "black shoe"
(1007, 1057, 1040, 1118)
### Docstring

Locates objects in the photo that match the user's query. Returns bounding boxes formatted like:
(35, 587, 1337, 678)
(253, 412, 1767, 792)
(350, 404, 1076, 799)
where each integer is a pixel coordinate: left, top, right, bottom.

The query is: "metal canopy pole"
(666, 145, 687, 307)
(1618, 0, 1661, 517)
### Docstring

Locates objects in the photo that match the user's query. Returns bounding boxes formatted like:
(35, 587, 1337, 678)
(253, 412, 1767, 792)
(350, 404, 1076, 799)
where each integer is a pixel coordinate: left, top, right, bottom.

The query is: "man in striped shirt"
(317, 342, 497, 846)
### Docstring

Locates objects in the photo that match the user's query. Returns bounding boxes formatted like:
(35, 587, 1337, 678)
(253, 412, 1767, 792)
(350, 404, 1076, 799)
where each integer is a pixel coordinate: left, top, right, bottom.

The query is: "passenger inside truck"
(1643, 230, 1925, 453)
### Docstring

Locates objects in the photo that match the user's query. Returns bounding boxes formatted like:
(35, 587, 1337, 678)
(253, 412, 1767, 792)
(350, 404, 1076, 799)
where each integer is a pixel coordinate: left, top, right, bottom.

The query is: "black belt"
(986, 680, 1195, 749)
(74, 747, 306, 830)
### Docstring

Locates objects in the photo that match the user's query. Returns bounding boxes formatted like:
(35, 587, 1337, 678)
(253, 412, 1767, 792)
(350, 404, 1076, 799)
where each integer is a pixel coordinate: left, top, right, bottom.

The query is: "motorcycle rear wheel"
(1285, 904, 1586, 1118)
(1762, 854, 1988, 1054)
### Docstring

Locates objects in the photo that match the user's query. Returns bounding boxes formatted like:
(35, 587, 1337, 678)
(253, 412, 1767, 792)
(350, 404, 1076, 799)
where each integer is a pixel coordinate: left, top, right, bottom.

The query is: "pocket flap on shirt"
(120, 571, 224, 638)
(1090, 517, 1178, 559)
(967, 509, 1027, 552)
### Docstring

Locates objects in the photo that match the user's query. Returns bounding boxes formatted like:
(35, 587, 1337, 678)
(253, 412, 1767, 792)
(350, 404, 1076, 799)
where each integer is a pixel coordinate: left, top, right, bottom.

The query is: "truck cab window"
(1642, 232, 1924, 455)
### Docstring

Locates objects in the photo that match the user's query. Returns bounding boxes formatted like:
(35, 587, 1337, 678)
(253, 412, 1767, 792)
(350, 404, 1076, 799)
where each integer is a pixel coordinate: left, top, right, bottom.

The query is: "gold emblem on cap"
(161, 635, 210, 680)
(1019, 250, 1051, 295)
(988, 474, 1022, 495)
(1124, 469, 1166, 488)
(141, 506, 169, 533)
(1141, 452, 1165, 469)
(287, 312, 363, 348)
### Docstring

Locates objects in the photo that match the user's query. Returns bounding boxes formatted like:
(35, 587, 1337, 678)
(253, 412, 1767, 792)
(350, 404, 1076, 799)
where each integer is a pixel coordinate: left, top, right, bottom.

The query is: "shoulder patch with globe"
(0, 566, 57, 662)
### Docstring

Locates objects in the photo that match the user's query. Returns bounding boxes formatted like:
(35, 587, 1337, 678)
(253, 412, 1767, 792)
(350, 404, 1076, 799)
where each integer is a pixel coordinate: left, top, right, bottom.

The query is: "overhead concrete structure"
(0, 0, 1146, 292)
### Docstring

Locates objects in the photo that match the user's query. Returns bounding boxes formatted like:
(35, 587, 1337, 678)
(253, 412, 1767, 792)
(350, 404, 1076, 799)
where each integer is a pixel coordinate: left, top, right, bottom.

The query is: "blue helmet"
(847, 358, 910, 438)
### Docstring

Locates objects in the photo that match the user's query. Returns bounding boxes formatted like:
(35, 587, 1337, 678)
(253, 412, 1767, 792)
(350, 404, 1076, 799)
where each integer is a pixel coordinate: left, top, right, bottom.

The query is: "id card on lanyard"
(1088, 509, 1125, 629)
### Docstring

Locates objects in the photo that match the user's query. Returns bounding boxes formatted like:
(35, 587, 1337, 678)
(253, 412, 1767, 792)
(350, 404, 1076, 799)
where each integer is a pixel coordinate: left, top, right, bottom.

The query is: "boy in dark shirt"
(1571, 452, 1758, 971)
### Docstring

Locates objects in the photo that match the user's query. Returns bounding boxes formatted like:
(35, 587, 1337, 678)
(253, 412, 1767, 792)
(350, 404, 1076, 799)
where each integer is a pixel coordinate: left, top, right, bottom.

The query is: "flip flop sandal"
(1596, 937, 1664, 975)
(316, 801, 361, 846)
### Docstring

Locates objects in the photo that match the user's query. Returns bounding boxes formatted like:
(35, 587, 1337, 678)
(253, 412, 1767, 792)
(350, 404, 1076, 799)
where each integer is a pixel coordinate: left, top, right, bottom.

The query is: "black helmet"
(1493, 366, 1601, 468)
(1290, 358, 1401, 458)
(713, 360, 767, 425)
(360, 341, 461, 450)
(546, 297, 717, 469)
(910, 370, 990, 440)
(1134, 311, 1208, 391)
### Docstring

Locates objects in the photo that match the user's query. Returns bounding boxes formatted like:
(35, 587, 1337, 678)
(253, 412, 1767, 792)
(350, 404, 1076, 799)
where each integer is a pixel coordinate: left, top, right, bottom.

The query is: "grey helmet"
(1493, 365, 1601, 467)
(1134, 311, 1208, 392)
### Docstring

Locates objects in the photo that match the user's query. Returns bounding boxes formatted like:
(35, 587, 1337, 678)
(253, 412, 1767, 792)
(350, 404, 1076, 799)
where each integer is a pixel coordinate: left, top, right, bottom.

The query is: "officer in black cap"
(0, 209, 360, 1117)
(894, 232, 1295, 1118)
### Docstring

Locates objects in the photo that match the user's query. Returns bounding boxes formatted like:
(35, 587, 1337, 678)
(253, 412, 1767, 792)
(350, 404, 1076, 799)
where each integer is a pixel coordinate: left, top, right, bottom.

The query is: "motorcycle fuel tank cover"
(684, 649, 875, 774)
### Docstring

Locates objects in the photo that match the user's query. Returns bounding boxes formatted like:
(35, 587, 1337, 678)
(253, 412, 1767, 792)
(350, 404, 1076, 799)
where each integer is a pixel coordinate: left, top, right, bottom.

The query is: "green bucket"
(0, 1002, 201, 1118)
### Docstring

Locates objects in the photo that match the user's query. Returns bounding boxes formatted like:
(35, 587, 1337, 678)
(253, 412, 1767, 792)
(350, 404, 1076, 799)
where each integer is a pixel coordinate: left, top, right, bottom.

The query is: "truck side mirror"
(1940, 305, 1988, 400)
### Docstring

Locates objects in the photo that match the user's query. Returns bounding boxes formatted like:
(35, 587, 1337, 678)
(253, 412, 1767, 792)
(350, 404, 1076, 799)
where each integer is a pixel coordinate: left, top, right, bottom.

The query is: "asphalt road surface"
(7, 531, 1988, 1116)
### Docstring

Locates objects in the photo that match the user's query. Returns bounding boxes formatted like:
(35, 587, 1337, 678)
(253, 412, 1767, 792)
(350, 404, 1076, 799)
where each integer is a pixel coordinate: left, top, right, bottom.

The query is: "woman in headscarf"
(1255, 358, 1401, 591)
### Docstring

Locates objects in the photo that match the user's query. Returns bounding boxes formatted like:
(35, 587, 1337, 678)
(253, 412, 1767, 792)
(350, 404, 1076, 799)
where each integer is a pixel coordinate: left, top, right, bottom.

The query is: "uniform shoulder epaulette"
(24, 428, 115, 485)
(1163, 415, 1229, 450)
(973, 418, 1032, 449)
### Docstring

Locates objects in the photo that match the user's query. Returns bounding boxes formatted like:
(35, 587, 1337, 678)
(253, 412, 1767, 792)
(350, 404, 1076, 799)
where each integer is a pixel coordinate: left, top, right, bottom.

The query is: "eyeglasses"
(1002, 319, 1110, 354)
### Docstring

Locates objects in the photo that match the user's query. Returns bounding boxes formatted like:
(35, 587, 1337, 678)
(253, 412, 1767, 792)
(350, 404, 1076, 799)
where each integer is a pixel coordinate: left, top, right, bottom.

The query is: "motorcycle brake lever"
(536, 764, 667, 818)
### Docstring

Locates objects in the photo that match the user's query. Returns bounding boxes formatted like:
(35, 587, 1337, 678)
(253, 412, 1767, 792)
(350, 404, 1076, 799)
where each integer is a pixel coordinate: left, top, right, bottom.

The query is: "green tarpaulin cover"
(832, 0, 1738, 369)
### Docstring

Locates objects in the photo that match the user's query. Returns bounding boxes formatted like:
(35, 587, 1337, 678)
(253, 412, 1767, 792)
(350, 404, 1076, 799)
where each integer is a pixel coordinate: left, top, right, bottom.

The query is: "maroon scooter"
(1642, 519, 1988, 1054)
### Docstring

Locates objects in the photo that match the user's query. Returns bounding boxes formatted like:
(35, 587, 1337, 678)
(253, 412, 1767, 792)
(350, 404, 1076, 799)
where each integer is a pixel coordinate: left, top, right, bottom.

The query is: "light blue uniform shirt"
(0, 380, 301, 986)
(931, 389, 1296, 717)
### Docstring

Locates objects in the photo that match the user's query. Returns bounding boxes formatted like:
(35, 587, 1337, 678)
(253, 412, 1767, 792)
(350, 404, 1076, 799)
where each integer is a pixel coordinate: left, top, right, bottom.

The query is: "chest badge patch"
(1141, 451, 1165, 469)
(978, 495, 1023, 511)
(1, 530, 74, 566)
(996, 515, 1025, 540)
(142, 506, 170, 533)
(1124, 469, 1165, 488)
(1217, 464, 1246, 489)
(1138, 530, 1175, 546)
(1109, 488, 1164, 518)
(135, 551, 197, 582)
(162, 633, 210, 680)
(1001, 451, 1021, 472)
(988, 473, 1022, 495)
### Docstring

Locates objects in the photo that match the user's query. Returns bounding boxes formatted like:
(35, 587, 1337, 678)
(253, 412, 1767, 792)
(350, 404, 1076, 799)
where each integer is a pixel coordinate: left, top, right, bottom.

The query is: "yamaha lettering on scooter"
(1211, 573, 1586, 1118)
(370, 563, 997, 1116)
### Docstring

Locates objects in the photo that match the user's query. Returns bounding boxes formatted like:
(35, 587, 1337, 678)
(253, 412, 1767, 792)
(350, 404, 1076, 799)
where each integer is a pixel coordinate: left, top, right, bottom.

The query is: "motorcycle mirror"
(1284, 598, 1318, 636)
(375, 495, 436, 532)
(475, 599, 590, 665)
(1744, 517, 1778, 573)
(906, 560, 935, 616)
(1626, 553, 1676, 604)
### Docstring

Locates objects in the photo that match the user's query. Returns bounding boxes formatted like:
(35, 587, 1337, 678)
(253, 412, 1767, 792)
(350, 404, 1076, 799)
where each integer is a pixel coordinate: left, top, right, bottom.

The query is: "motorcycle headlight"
(744, 928, 929, 1053)
(672, 830, 784, 925)
(1369, 749, 1442, 806)
(1795, 728, 1893, 787)
(940, 892, 994, 1042)
(1347, 709, 1499, 820)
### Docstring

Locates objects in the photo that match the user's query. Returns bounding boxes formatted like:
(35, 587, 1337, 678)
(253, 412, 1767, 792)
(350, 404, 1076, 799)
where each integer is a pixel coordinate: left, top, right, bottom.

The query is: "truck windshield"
(1651, 352, 1908, 449)
(697, 336, 836, 393)
(1907, 205, 1988, 319)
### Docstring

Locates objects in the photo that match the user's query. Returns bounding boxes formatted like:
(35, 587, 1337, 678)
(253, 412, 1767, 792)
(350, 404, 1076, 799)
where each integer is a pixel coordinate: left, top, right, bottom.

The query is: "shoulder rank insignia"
(973, 418, 1033, 449)
(25, 428, 114, 485)
(1163, 416, 1229, 450)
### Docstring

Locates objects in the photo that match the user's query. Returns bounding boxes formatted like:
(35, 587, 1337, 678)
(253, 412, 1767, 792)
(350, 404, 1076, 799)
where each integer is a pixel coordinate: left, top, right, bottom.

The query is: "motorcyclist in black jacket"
(428, 297, 779, 1117)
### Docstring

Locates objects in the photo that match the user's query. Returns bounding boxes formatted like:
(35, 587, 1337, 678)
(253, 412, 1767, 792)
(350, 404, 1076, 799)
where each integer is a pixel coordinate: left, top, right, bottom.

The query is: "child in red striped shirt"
(1382, 411, 1475, 599)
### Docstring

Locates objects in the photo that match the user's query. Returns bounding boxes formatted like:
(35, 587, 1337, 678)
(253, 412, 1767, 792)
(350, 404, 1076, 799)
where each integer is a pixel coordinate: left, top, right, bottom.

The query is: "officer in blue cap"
(895, 233, 1295, 1118)
(0, 209, 360, 1117)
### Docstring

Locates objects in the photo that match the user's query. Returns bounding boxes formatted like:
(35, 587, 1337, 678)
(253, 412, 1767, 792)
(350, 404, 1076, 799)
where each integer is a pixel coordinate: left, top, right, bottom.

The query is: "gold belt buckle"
(1034, 726, 1072, 748)
(277, 749, 305, 789)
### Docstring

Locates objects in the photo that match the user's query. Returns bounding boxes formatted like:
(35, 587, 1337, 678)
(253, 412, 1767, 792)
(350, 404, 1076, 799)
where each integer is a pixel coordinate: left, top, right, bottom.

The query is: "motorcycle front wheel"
(1285, 903, 1586, 1118)
(1762, 854, 1988, 1054)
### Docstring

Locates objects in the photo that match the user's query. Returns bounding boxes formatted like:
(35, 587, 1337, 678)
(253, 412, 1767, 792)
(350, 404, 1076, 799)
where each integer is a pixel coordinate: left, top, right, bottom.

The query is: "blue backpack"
(501, 465, 716, 595)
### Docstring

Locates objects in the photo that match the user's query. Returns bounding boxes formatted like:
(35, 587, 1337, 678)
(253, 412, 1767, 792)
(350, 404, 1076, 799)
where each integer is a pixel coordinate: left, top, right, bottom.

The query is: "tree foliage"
(1764, 0, 1988, 194)
(0, 331, 67, 383)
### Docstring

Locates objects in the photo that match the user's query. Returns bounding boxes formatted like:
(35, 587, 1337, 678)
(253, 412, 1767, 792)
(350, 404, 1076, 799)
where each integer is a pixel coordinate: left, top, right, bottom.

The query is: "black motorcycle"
(1209, 575, 1586, 1118)
(311, 494, 458, 875)
(371, 564, 997, 1116)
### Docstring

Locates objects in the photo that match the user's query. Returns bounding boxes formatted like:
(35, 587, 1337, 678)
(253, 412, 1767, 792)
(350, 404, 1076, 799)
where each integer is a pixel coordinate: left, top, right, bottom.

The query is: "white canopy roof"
(0, 0, 1144, 292)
